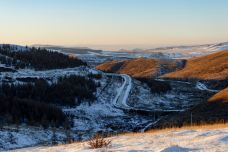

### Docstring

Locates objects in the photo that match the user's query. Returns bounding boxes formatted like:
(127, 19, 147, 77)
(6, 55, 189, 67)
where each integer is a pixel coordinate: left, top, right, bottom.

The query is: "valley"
(0, 43, 227, 151)
(1, 1, 228, 151)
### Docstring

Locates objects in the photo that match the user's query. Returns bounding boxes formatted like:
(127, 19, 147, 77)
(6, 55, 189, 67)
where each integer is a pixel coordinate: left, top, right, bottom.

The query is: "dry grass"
(147, 122, 228, 133)
(162, 50, 228, 80)
(96, 60, 120, 72)
(118, 123, 228, 137)
(88, 134, 111, 149)
(208, 87, 228, 102)
(96, 57, 180, 78)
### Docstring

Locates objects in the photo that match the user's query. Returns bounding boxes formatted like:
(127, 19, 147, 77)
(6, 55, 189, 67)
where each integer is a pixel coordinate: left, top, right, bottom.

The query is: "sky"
(0, 0, 228, 50)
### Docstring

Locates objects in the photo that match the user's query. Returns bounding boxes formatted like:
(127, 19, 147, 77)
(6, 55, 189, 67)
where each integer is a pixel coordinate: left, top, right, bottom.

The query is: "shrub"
(88, 73, 102, 79)
(88, 134, 111, 149)
(136, 77, 171, 94)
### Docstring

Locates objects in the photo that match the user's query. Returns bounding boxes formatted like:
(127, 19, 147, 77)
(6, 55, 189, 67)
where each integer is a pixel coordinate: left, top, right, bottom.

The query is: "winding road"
(112, 74, 132, 109)
(109, 73, 185, 113)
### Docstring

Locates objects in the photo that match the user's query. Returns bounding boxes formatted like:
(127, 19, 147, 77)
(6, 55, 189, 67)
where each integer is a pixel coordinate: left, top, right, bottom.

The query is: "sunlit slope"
(162, 50, 228, 80)
(97, 58, 182, 78)
(209, 88, 228, 102)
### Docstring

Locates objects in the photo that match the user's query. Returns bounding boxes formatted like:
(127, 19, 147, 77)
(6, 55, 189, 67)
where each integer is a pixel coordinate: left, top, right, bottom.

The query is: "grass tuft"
(88, 134, 111, 149)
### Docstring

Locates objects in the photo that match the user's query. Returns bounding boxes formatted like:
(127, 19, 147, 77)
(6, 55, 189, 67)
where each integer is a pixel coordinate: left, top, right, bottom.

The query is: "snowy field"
(0, 66, 99, 84)
(77, 42, 228, 62)
(128, 79, 211, 112)
(0, 70, 156, 151)
(1, 43, 228, 151)
(0, 126, 67, 151)
(13, 125, 228, 152)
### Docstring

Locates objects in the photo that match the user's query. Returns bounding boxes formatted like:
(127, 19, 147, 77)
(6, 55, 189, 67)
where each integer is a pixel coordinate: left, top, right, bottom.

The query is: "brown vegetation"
(162, 50, 228, 80)
(88, 134, 111, 149)
(141, 123, 228, 135)
(97, 58, 183, 78)
(208, 87, 228, 103)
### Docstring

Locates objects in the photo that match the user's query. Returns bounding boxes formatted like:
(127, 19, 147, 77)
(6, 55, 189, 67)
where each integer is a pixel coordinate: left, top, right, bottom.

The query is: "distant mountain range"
(32, 44, 103, 54)
(114, 42, 228, 59)
(117, 42, 228, 53)
(97, 49, 228, 80)
(2, 42, 228, 60)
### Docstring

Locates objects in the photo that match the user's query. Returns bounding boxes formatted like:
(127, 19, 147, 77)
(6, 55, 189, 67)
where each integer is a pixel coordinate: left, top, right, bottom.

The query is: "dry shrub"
(88, 134, 111, 149)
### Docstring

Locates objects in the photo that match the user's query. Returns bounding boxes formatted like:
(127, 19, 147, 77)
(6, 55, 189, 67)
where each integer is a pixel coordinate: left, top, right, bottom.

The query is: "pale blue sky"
(0, 0, 228, 50)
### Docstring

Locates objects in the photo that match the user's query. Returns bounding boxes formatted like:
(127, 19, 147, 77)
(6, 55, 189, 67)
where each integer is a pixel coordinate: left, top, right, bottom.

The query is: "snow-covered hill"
(112, 42, 228, 59)
(72, 42, 228, 66)
(14, 125, 228, 152)
(0, 44, 28, 52)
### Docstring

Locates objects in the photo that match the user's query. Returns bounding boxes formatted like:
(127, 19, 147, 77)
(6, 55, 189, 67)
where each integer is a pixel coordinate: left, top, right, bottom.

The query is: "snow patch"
(160, 145, 197, 152)
(196, 82, 219, 93)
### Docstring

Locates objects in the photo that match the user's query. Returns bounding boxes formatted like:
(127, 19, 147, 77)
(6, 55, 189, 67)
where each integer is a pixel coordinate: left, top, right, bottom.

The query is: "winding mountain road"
(106, 72, 185, 113)
(112, 74, 132, 109)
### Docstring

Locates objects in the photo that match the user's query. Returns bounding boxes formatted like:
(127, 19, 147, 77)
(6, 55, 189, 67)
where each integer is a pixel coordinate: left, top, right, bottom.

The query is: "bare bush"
(88, 134, 111, 149)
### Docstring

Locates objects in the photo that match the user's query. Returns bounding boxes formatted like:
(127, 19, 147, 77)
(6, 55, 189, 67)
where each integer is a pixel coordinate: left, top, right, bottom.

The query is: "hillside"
(96, 58, 184, 78)
(15, 125, 228, 152)
(0, 45, 106, 140)
(33, 45, 103, 54)
(162, 50, 228, 80)
(209, 88, 228, 102)
(154, 88, 228, 128)
(0, 44, 86, 70)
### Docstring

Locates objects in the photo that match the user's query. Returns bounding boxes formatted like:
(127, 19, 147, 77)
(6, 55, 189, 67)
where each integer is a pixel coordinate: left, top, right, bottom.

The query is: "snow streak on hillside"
(15, 126, 228, 152)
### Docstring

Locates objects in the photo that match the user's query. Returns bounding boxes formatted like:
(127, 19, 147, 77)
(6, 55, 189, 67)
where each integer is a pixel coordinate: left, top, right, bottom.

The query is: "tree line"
(1, 75, 98, 106)
(0, 44, 86, 70)
(0, 75, 99, 127)
(0, 96, 68, 128)
(136, 77, 172, 94)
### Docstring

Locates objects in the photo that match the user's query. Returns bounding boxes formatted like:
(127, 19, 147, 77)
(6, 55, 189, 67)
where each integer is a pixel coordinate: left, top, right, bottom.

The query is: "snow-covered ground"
(112, 74, 132, 109)
(1, 43, 227, 151)
(0, 66, 99, 84)
(14, 125, 228, 152)
(196, 82, 219, 93)
(0, 67, 157, 151)
(117, 42, 228, 59)
(75, 42, 228, 65)
(0, 126, 67, 151)
(128, 79, 211, 112)
(62, 73, 155, 140)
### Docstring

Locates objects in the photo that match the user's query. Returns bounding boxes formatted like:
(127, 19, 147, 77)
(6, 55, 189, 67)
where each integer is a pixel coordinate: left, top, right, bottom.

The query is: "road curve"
(112, 74, 132, 109)
(104, 72, 184, 131)
(103, 72, 185, 112)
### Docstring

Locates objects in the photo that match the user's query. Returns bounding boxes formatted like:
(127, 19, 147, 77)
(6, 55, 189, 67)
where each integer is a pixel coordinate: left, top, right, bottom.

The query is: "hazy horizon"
(30, 41, 227, 51)
(1, 0, 228, 50)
